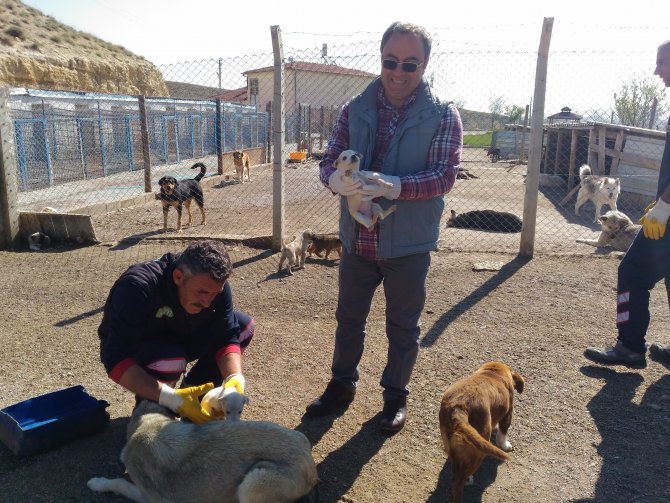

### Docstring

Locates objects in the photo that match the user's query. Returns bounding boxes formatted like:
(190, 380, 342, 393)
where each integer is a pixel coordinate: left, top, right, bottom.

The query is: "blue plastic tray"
(0, 385, 109, 456)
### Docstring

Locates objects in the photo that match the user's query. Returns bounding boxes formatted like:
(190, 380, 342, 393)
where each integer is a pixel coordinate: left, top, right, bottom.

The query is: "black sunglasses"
(382, 59, 422, 73)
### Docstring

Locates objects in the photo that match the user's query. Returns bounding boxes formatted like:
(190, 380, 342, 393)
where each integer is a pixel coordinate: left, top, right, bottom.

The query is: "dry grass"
(0, 0, 144, 62)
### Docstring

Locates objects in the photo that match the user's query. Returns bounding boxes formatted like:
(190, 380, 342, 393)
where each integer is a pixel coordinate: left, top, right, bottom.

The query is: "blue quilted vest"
(340, 78, 447, 258)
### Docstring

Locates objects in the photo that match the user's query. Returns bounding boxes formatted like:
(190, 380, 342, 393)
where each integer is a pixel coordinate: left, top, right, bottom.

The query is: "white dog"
(333, 150, 397, 230)
(87, 400, 318, 503)
(575, 164, 620, 222)
(277, 229, 311, 276)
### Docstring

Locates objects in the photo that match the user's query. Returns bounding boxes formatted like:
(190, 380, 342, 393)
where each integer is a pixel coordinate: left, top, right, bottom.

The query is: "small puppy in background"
(156, 162, 207, 233)
(201, 386, 249, 421)
(28, 232, 51, 251)
(233, 150, 251, 184)
(576, 209, 641, 252)
(486, 147, 501, 162)
(439, 361, 524, 503)
(333, 150, 397, 230)
(305, 231, 342, 260)
(278, 229, 311, 276)
(575, 164, 620, 222)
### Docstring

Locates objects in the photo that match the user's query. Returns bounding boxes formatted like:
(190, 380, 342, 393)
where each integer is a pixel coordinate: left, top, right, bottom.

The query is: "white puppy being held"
(332, 150, 397, 231)
(574, 164, 620, 222)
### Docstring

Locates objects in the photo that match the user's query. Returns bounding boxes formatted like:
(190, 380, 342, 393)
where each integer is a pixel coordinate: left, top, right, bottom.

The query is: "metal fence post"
(520, 17, 553, 258)
(216, 98, 224, 175)
(266, 101, 272, 164)
(0, 87, 20, 249)
(138, 96, 153, 192)
(271, 25, 285, 251)
(97, 101, 107, 176)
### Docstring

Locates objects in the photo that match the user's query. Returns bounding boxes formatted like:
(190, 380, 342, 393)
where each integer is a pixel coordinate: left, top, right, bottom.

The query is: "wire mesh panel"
(1, 22, 668, 277)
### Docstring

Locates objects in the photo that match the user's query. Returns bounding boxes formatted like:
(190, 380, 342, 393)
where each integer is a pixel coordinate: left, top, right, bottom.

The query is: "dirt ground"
(1, 240, 670, 502)
(2, 152, 669, 502)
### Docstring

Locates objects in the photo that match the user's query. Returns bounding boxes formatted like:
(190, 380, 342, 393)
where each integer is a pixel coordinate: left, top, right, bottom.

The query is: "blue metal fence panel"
(9, 90, 268, 191)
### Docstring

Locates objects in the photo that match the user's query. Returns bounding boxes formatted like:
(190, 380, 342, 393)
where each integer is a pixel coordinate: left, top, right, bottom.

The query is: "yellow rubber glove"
(158, 382, 214, 424)
(642, 199, 670, 240)
(637, 200, 656, 224)
(223, 373, 246, 395)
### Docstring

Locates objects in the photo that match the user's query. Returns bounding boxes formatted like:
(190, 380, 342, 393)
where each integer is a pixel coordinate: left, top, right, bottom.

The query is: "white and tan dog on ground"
(575, 164, 620, 222)
(576, 209, 641, 252)
(87, 400, 318, 503)
(278, 229, 312, 276)
(333, 150, 397, 230)
(439, 361, 525, 503)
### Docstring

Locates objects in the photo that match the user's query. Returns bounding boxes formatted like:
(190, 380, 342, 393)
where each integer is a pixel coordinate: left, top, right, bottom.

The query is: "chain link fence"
(1, 21, 668, 275)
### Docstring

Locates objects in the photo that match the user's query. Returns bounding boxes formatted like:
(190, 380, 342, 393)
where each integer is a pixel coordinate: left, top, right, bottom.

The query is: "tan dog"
(333, 150, 397, 230)
(439, 361, 524, 503)
(305, 231, 342, 260)
(576, 209, 641, 252)
(278, 229, 311, 276)
(233, 150, 251, 184)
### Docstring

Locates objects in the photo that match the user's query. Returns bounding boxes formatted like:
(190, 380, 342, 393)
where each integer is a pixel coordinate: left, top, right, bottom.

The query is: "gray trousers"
(331, 248, 430, 401)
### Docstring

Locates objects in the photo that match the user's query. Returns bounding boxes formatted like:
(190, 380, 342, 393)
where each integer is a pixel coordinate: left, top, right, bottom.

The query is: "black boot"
(305, 380, 355, 417)
(379, 396, 407, 433)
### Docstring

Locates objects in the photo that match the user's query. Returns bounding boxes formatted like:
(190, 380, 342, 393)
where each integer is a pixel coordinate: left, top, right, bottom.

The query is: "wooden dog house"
(541, 122, 665, 207)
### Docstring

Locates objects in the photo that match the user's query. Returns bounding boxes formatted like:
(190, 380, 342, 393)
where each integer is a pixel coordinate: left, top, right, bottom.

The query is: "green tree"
(613, 75, 668, 128)
(489, 96, 505, 130)
(505, 104, 525, 124)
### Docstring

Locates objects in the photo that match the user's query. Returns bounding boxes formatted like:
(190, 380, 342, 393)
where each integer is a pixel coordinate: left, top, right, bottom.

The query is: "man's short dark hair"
(380, 22, 432, 62)
(175, 240, 232, 282)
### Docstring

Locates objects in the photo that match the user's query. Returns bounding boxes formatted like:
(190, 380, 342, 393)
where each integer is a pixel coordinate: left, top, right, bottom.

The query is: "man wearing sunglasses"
(307, 21, 463, 433)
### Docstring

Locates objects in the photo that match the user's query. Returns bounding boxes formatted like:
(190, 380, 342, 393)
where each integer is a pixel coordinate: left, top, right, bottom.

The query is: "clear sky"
(21, 0, 669, 65)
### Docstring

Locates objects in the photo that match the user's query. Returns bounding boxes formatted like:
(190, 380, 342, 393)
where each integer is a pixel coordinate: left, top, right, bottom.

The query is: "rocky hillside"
(0, 0, 167, 96)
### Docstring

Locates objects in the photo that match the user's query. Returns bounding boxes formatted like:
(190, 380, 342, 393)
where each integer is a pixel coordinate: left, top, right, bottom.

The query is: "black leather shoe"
(379, 397, 407, 433)
(305, 380, 355, 417)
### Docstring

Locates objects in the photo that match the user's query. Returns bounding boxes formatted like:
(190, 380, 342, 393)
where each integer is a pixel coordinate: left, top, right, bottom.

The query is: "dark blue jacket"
(97, 252, 240, 381)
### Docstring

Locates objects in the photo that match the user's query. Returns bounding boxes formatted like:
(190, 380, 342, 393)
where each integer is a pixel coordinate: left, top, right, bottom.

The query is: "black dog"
(156, 163, 206, 233)
(446, 209, 522, 233)
(486, 147, 501, 162)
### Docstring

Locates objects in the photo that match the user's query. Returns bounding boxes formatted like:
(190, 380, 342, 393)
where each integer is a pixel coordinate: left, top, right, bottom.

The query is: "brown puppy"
(305, 231, 342, 260)
(232, 150, 251, 184)
(439, 361, 524, 503)
(156, 163, 206, 233)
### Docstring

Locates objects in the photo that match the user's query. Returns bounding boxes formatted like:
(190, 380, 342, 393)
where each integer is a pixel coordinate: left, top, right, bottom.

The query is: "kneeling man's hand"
(223, 373, 246, 395)
(158, 382, 214, 424)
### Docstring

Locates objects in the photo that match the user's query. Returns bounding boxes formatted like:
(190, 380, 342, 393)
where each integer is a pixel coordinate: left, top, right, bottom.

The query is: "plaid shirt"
(320, 85, 463, 259)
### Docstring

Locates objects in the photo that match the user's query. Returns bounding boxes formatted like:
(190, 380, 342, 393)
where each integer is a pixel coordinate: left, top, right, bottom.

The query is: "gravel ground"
(1, 241, 670, 502)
